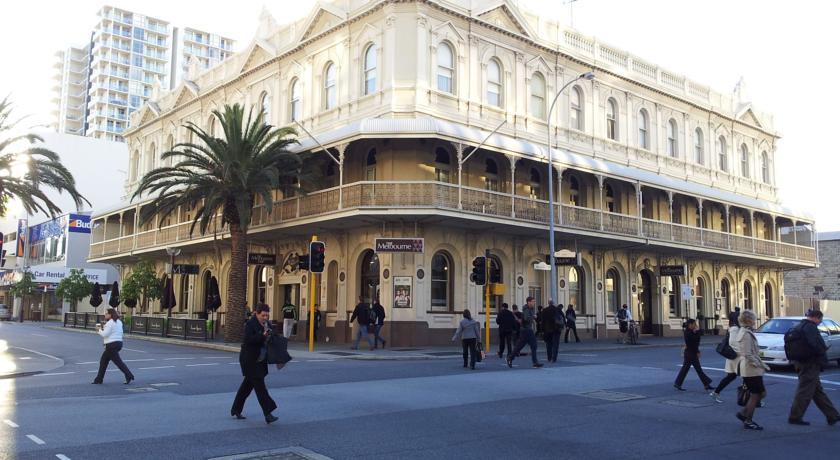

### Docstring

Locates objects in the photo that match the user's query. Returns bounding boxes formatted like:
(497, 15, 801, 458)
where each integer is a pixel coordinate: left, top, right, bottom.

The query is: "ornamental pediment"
(476, 3, 531, 37)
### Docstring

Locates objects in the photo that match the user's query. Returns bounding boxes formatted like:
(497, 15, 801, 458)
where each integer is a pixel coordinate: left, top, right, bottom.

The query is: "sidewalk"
(41, 321, 690, 360)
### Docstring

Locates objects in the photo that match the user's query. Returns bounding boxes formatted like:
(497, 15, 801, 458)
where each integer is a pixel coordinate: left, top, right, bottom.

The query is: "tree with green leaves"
(0, 97, 89, 217)
(55, 269, 92, 313)
(132, 104, 303, 342)
(121, 260, 162, 314)
(9, 271, 36, 320)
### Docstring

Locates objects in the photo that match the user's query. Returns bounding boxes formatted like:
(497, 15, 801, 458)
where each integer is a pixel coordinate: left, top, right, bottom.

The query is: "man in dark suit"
(230, 303, 279, 424)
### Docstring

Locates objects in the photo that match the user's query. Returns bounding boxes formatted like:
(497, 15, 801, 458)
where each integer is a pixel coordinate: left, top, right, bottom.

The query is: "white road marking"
(556, 353, 598, 357)
(149, 382, 179, 387)
(36, 372, 76, 377)
(11, 346, 62, 362)
(163, 357, 195, 361)
(74, 361, 98, 365)
(56, 454, 72, 460)
(30, 333, 47, 337)
(200, 356, 227, 359)
(138, 366, 175, 370)
(88, 369, 119, 373)
(305, 359, 336, 362)
(3, 419, 19, 428)
(227, 362, 239, 365)
(18, 357, 32, 360)
(122, 348, 147, 353)
(185, 363, 218, 367)
(26, 434, 45, 445)
(123, 359, 155, 362)
(642, 366, 661, 370)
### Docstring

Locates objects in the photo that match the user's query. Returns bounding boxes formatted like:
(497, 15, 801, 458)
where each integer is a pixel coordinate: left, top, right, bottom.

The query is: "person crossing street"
(507, 296, 544, 368)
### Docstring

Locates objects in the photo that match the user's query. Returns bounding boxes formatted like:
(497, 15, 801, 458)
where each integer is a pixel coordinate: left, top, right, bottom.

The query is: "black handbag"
(716, 332, 737, 360)
(265, 333, 293, 365)
(736, 383, 750, 407)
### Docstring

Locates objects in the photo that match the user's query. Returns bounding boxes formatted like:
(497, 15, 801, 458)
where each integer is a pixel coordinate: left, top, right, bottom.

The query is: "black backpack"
(784, 322, 814, 362)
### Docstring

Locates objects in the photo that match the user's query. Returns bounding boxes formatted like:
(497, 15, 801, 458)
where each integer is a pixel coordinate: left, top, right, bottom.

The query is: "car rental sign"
(374, 238, 424, 253)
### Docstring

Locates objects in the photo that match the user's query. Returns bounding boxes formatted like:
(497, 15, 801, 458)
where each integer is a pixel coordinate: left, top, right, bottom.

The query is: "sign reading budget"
(68, 214, 92, 234)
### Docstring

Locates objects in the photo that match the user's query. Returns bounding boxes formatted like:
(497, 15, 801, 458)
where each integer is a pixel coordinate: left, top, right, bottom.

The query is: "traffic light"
(298, 253, 309, 271)
(309, 241, 325, 273)
(471, 256, 486, 286)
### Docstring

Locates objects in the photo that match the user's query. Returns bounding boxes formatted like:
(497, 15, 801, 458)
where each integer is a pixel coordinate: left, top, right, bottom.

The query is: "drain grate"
(661, 399, 712, 408)
(208, 446, 332, 460)
(578, 390, 646, 402)
(318, 351, 359, 356)
(424, 351, 462, 356)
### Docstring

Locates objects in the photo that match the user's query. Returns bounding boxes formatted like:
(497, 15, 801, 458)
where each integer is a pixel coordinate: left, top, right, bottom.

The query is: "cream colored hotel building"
(88, 0, 817, 345)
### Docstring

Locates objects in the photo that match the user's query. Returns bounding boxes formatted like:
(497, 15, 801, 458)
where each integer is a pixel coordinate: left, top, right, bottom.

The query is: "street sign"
(248, 253, 277, 265)
(659, 265, 686, 277)
(545, 252, 581, 266)
(681, 284, 693, 299)
(374, 238, 424, 253)
(172, 264, 199, 275)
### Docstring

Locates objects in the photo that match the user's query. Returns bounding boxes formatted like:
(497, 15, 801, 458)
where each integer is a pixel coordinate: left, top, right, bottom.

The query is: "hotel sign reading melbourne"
(374, 238, 424, 253)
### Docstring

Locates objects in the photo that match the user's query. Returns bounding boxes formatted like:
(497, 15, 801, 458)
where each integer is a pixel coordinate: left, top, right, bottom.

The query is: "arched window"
(637, 109, 649, 149)
(606, 268, 619, 314)
(604, 183, 615, 212)
(434, 147, 450, 183)
(529, 167, 541, 199)
(178, 275, 189, 313)
(694, 128, 704, 165)
(259, 91, 270, 124)
(530, 73, 546, 119)
(667, 275, 680, 316)
(130, 150, 140, 181)
(761, 151, 770, 184)
(289, 78, 301, 122)
(165, 134, 174, 166)
(254, 266, 267, 306)
(488, 254, 503, 310)
(696, 277, 706, 315)
(323, 62, 337, 110)
(569, 175, 580, 206)
(360, 250, 380, 303)
(606, 98, 617, 140)
(363, 44, 377, 95)
(431, 251, 453, 312)
(207, 115, 216, 137)
(764, 282, 773, 318)
(486, 59, 502, 107)
(365, 148, 377, 181)
(145, 143, 156, 173)
(484, 158, 499, 192)
(667, 118, 678, 157)
(740, 143, 750, 178)
(744, 280, 753, 310)
(721, 278, 731, 314)
(718, 135, 728, 172)
(568, 266, 584, 313)
(570, 86, 583, 131)
(437, 42, 454, 93)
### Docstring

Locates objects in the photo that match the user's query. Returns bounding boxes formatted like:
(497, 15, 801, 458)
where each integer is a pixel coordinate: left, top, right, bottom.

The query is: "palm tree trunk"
(224, 223, 248, 343)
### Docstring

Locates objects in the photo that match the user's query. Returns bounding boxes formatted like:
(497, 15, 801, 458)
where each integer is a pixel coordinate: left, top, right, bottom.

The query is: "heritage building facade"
(88, 0, 816, 345)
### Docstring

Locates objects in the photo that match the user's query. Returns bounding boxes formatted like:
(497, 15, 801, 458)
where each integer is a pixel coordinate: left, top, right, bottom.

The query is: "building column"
(750, 210, 756, 253)
(456, 143, 465, 210)
(668, 191, 674, 240)
(556, 166, 564, 226)
(336, 143, 348, 210)
(636, 182, 643, 236)
(698, 198, 704, 245)
(724, 204, 731, 249)
(597, 175, 604, 230)
(771, 214, 778, 256)
(508, 155, 517, 218)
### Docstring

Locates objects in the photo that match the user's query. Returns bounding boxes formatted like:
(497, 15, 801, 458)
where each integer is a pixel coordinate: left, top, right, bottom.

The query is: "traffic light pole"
(308, 235, 317, 353)
(484, 258, 490, 352)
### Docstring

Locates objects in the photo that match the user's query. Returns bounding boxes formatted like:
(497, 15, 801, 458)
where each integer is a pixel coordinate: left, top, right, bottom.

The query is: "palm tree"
(0, 97, 89, 217)
(133, 103, 302, 343)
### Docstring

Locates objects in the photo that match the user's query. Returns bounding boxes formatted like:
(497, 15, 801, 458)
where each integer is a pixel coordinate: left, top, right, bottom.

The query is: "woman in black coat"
(564, 304, 581, 343)
(230, 303, 279, 424)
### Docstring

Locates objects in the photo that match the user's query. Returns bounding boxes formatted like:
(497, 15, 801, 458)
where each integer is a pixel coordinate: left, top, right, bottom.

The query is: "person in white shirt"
(92, 307, 134, 385)
(616, 304, 633, 344)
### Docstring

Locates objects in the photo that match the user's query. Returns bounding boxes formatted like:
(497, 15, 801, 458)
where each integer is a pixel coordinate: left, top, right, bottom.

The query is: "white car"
(0, 304, 10, 321)
(755, 316, 840, 368)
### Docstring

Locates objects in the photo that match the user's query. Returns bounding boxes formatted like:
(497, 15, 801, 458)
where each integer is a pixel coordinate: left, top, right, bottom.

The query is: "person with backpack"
(616, 304, 631, 344)
(710, 319, 741, 403)
(564, 304, 580, 343)
(371, 298, 386, 349)
(452, 309, 480, 370)
(496, 303, 516, 358)
(281, 300, 297, 338)
(734, 310, 770, 430)
(541, 301, 559, 363)
(786, 309, 840, 426)
(507, 296, 544, 368)
(674, 318, 714, 392)
(350, 296, 375, 351)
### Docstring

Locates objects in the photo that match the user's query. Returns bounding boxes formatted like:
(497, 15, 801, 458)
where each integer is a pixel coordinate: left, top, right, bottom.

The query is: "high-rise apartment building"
(52, 5, 236, 142)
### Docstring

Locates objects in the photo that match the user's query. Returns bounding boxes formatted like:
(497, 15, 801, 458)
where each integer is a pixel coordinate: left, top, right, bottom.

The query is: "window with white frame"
(437, 43, 454, 94)
(637, 108, 649, 149)
(324, 63, 336, 110)
(667, 118, 678, 157)
(486, 59, 502, 107)
(530, 73, 545, 119)
(606, 268, 619, 314)
(290, 78, 301, 122)
(363, 44, 377, 95)
(606, 98, 617, 140)
(694, 128, 704, 165)
(718, 136, 728, 172)
(259, 91, 270, 124)
(570, 86, 583, 131)
(761, 151, 770, 184)
(740, 143, 750, 178)
(430, 251, 453, 312)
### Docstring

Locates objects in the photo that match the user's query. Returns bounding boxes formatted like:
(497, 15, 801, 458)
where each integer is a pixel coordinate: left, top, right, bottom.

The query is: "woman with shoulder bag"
(710, 320, 741, 403)
(230, 303, 279, 424)
(92, 308, 134, 385)
(452, 309, 480, 370)
(734, 310, 770, 430)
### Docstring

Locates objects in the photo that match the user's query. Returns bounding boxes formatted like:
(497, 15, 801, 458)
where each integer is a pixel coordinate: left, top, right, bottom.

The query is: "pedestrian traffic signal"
(309, 241, 326, 273)
(471, 256, 486, 285)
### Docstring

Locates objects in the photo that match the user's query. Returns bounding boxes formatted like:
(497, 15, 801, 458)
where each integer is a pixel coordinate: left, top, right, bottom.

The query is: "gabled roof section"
(172, 81, 200, 107)
(299, 2, 346, 43)
(432, 20, 465, 42)
(237, 39, 277, 75)
(737, 105, 763, 129)
(136, 104, 157, 125)
(475, 1, 533, 37)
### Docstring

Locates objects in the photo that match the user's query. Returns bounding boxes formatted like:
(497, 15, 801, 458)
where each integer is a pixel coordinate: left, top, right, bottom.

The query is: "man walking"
(788, 309, 840, 426)
(307, 304, 322, 342)
(350, 296, 375, 351)
(371, 298, 386, 348)
(507, 296, 544, 368)
(616, 304, 632, 344)
(281, 300, 297, 338)
(496, 303, 515, 358)
(541, 301, 559, 363)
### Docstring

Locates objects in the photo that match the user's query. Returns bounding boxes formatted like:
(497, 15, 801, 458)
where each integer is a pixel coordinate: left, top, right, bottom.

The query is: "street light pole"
(546, 72, 595, 304)
(165, 247, 181, 319)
